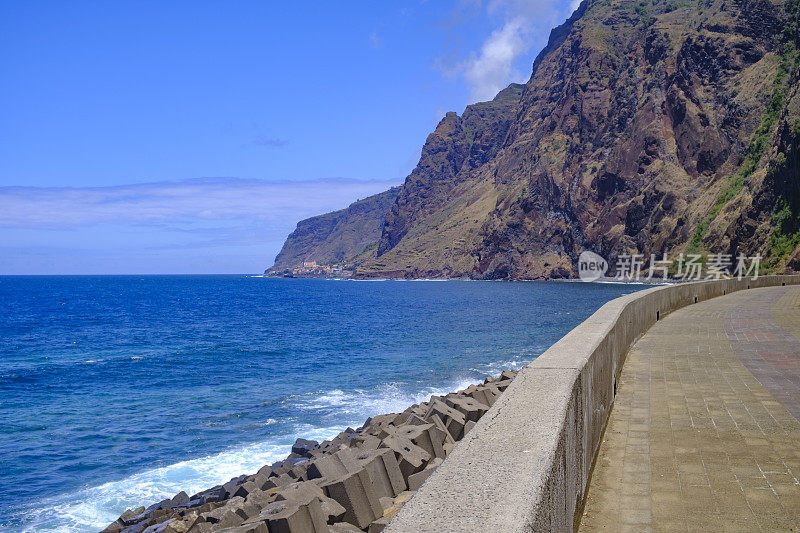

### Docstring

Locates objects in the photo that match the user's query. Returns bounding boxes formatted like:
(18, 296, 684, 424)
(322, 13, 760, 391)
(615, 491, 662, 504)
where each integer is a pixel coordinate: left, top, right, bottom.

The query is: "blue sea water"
(0, 276, 642, 531)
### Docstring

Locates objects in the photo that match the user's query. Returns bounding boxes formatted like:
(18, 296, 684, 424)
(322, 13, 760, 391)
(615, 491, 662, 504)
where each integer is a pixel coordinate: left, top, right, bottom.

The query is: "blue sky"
(0, 0, 579, 274)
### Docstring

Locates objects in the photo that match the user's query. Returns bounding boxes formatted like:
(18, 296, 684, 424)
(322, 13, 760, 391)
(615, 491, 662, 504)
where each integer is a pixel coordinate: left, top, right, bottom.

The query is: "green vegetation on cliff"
(689, 0, 800, 262)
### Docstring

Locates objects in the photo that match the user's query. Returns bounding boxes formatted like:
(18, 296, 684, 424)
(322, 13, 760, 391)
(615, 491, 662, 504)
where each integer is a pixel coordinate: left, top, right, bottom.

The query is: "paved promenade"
(579, 286, 800, 532)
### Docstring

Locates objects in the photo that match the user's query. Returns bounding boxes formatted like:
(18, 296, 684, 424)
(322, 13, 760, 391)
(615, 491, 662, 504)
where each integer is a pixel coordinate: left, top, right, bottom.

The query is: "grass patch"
(634, 4, 652, 25)
(765, 196, 800, 270)
(686, 38, 796, 254)
(665, 0, 688, 12)
(758, 0, 800, 270)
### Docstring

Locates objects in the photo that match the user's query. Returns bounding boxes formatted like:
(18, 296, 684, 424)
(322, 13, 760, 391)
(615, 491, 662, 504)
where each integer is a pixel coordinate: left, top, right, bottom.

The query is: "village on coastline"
(265, 261, 353, 279)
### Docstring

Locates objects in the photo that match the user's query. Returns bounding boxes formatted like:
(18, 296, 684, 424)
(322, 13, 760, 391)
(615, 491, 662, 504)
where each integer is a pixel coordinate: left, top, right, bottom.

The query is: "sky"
(0, 0, 580, 274)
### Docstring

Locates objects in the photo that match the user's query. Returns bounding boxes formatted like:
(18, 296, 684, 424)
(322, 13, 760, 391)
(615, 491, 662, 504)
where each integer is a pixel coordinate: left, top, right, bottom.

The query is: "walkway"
(579, 286, 800, 532)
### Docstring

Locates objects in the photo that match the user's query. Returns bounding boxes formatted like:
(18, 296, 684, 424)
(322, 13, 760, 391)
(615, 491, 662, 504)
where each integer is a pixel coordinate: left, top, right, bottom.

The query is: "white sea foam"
(250, 418, 277, 427)
(14, 431, 332, 532)
(469, 357, 529, 376)
(293, 376, 483, 428)
(15, 367, 515, 532)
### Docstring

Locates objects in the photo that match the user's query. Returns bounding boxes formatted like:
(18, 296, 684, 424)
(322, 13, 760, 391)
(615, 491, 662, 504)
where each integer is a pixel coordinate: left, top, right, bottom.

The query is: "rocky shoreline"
(103, 369, 518, 533)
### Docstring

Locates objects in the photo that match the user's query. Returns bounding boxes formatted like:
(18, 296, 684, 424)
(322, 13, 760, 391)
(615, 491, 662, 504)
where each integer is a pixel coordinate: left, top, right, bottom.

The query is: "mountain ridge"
(268, 187, 400, 273)
(270, 0, 800, 279)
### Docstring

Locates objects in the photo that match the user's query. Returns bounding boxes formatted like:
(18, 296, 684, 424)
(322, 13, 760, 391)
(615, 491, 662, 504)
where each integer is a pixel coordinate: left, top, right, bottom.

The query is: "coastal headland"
(265, 0, 800, 281)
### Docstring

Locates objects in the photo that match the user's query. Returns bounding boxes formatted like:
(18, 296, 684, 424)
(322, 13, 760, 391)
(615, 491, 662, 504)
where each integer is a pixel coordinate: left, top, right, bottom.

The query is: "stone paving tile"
(579, 287, 800, 532)
(726, 288, 800, 420)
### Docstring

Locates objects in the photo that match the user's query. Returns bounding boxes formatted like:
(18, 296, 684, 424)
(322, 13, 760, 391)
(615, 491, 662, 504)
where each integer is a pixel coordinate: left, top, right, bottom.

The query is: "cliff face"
(274, 0, 800, 279)
(269, 187, 399, 272)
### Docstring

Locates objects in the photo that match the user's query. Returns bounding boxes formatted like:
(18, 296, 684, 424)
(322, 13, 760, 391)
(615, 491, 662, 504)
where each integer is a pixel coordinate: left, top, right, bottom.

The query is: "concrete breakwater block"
(274, 481, 346, 522)
(407, 458, 443, 491)
(379, 490, 415, 520)
(352, 448, 406, 499)
(246, 497, 329, 533)
(306, 449, 355, 481)
(443, 395, 489, 423)
(366, 515, 391, 533)
(380, 422, 446, 461)
(217, 523, 268, 533)
(360, 414, 398, 436)
(321, 468, 384, 528)
(424, 400, 466, 440)
(291, 438, 319, 458)
(461, 383, 497, 408)
(350, 434, 380, 450)
(379, 435, 431, 483)
(102, 369, 519, 533)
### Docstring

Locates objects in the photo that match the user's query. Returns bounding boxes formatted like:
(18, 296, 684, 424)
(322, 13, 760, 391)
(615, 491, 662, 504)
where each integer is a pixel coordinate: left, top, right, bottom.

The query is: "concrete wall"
(385, 275, 800, 532)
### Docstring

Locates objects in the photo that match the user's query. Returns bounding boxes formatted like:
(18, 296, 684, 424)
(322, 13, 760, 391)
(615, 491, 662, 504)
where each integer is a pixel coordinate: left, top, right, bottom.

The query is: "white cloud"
(464, 17, 528, 101)
(0, 178, 398, 229)
(445, 0, 578, 103)
(0, 178, 400, 274)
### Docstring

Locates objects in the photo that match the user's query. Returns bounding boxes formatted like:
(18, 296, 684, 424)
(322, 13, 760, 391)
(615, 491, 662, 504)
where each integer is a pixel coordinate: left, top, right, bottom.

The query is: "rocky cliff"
(269, 187, 400, 272)
(274, 0, 800, 279)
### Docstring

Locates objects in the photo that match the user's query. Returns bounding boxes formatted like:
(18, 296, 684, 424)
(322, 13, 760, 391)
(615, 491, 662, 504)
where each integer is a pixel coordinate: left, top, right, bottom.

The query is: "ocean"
(0, 276, 642, 531)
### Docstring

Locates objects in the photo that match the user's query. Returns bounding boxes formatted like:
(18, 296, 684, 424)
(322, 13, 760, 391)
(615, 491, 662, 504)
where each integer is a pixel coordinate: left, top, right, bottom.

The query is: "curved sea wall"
(386, 275, 800, 532)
